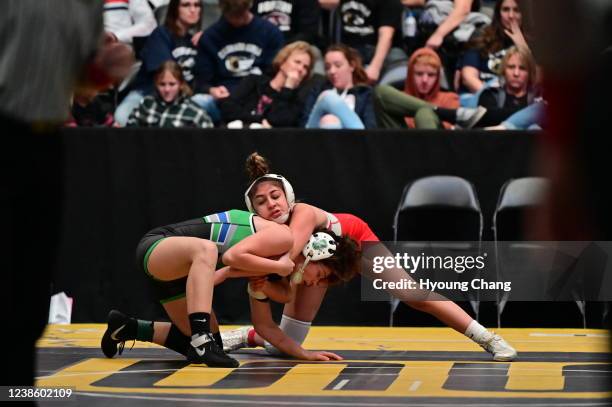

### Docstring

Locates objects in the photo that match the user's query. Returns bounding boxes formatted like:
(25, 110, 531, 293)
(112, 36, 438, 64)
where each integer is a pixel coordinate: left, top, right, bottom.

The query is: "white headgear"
(244, 173, 296, 219)
(291, 232, 337, 285)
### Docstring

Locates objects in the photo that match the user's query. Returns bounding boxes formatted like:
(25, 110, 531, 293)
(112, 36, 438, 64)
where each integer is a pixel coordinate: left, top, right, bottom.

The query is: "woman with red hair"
(374, 47, 484, 129)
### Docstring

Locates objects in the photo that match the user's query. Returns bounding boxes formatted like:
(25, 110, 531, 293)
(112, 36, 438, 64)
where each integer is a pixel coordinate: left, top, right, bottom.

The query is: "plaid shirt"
(127, 95, 213, 128)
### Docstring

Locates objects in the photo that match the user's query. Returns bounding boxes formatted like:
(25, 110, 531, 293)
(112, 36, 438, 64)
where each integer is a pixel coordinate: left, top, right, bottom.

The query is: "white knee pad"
(264, 314, 312, 355)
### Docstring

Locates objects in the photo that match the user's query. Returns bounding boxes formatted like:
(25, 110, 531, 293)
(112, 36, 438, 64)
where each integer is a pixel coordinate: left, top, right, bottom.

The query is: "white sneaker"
(456, 106, 488, 129)
(477, 332, 517, 361)
(222, 326, 252, 353)
(227, 120, 243, 129)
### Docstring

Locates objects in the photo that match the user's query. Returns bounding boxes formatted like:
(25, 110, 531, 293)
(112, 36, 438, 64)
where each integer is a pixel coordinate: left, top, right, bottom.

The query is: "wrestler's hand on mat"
(304, 350, 343, 361)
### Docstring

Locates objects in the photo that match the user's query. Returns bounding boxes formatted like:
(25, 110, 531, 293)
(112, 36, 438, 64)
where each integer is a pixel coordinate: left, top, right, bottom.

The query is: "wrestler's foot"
(101, 309, 136, 358)
(188, 332, 240, 368)
(476, 332, 517, 361)
(222, 326, 252, 353)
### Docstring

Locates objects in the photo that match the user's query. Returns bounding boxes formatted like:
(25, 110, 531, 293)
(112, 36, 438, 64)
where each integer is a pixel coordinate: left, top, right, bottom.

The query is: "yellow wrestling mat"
(35, 325, 611, 406)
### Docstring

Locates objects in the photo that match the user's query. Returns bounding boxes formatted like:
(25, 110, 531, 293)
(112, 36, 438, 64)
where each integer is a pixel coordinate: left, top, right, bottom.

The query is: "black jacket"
(219, 74, 309, 127)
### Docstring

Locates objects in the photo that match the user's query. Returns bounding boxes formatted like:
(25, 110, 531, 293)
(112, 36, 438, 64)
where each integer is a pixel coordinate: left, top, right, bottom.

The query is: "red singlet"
(327, 213, 380, 246)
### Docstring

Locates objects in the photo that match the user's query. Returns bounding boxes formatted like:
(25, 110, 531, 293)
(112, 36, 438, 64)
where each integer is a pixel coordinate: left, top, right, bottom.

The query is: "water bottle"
(403, 10, 417, 39)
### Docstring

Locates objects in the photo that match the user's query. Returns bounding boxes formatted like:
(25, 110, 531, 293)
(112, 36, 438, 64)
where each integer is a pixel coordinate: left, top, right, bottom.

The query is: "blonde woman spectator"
(441, 46, 541, 128)
(459, 0, 530, 95)
(220, 41, 315, 127)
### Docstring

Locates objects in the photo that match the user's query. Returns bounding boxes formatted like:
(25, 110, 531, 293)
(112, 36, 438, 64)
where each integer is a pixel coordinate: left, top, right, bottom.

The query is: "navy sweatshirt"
(131, 26, 197, 94)
(194, 16, 283, 94)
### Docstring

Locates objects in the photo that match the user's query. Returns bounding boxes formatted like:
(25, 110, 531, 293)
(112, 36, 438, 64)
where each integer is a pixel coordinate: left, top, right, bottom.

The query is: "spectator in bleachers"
(301, 44, 376, 129)
(252, 0, 324, 74)
(485, 101, 545, 130)
(434, 45, 541, 128)
(80, 1, 156, 130)
(104, 0, 158, 46)
(66, 87, 116, 127)
(374, 47, 459, 129)
(479, 45, 544, 130)
(114, 0, 202, 126)
(252, 0, 320, 45)
(374, 46, 540, 129)
(405, 0, 490, 88)
(148, 0, 224, 32)
(319, 0, 406, 83)
(127, 60, 213, 127)
(193, 0, 284, 118)
(459, 0, 529, 97)
(408, 0, 486, 49)
(219, 41, 314, 127)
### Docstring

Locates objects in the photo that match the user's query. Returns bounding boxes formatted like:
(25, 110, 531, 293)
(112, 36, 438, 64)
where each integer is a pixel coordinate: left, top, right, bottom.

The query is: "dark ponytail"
(315, 227, 361, 285)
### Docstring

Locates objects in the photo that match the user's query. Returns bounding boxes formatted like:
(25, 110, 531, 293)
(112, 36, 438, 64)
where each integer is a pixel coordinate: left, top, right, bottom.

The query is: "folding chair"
(491, 177, 583, 328)
(390, 175, 483, 325)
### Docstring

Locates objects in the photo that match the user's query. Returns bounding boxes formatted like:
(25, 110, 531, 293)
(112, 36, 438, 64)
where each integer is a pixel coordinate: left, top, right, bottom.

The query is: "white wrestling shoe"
(222, 326, 252, 353)
(476, 332, 517, 361)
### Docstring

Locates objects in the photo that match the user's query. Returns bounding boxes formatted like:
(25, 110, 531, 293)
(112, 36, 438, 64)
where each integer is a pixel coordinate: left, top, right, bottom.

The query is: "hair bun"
(245, 152, 271, 181)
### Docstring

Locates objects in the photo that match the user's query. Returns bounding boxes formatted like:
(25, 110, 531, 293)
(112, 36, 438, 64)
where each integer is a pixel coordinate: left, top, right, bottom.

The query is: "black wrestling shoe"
(187, 332, 240, 368)
(101, 309, 136, 358)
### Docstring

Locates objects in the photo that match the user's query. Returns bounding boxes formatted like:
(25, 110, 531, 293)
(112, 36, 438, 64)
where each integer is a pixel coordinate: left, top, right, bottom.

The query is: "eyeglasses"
(180, 2, 201, 8)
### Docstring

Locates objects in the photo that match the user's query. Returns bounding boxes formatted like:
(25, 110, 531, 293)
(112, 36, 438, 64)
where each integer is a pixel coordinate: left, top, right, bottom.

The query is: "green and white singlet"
(135, 209, 258, 302)
(203, 209, 256, 256)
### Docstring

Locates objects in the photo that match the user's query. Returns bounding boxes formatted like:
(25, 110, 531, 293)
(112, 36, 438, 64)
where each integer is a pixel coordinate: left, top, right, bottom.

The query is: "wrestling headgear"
(291, 232, 337, 285)
(244, 173, 296, 223)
